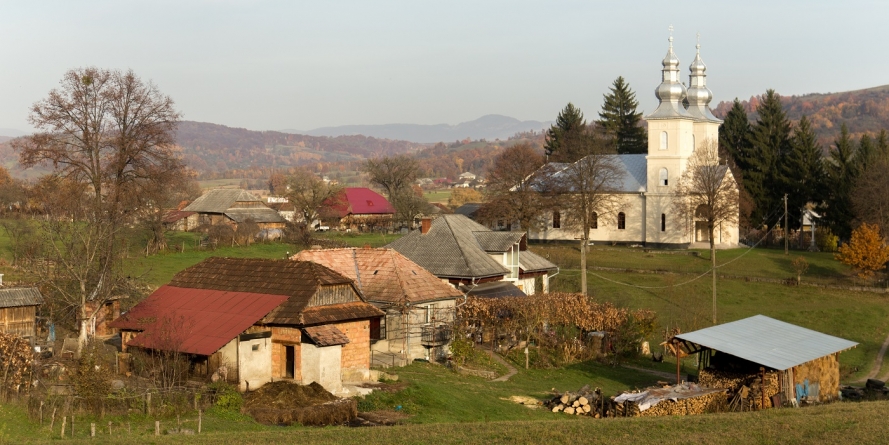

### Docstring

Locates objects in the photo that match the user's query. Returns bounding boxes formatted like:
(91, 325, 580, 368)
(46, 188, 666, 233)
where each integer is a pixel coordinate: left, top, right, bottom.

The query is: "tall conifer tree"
(747, 90, 792, 229)
(718, 99, 751, 170)
(597, 77, 647, 154)
(780, 116, 824, 232)
(824, 123, 858, 239)
(544, 103, 586, 162)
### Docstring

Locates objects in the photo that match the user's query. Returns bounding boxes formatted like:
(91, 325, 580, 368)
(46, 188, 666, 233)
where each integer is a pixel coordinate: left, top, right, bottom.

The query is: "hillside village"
(1, 21, 889, 445)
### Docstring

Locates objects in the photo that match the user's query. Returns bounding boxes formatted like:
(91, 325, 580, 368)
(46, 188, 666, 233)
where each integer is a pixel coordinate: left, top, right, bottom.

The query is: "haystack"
(243, 381, 357, 426)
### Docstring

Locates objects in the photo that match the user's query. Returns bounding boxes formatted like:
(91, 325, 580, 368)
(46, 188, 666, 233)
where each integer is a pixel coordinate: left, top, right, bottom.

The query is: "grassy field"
(424, 189, 453, 204)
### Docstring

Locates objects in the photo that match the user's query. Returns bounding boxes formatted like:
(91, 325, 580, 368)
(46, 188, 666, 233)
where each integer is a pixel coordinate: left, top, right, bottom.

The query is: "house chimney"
(420, 218, 432, 234)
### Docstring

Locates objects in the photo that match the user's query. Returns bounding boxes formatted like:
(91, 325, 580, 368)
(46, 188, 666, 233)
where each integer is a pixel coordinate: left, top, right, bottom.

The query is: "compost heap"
(243, 381, 357, 426)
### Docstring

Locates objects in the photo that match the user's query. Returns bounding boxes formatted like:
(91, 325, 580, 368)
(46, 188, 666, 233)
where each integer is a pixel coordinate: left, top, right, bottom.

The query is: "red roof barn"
(325, 188, 395, 231)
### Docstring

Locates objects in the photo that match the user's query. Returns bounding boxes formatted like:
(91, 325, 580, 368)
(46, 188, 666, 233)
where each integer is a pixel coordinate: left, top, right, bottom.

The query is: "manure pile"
(243, 382, 357, 426)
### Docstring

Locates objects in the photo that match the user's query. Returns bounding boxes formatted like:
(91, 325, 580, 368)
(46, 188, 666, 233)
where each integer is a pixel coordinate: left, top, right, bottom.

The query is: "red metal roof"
(110, 285, 287, 356)
(328, 188, 395, 217)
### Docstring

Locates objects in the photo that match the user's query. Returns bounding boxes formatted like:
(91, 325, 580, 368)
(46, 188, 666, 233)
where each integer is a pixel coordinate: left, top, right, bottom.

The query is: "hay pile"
(792, 355, 839, 402)
(243, 382, 357, 426)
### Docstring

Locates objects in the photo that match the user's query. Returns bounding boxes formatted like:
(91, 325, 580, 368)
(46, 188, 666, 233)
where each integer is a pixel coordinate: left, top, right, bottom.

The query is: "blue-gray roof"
(675, 315, 858, 371)
(536, 154, 647, 193)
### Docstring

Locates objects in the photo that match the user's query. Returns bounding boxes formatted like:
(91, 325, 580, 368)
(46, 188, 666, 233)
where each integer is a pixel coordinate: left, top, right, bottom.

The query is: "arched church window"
(591, 212, 598, 229)
(660, 132, 668, 150)
(659, 168, 668, 186)
(617, 212, 626, 230)
(691, 134, 696, 152)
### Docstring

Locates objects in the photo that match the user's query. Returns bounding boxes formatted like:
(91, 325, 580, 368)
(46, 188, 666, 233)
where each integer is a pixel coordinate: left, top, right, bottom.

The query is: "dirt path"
(857, 331, 889, 383)
(480, 348, 518, 382)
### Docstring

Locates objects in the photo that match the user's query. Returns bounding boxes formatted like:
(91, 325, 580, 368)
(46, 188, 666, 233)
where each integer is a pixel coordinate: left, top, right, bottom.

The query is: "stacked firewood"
(637, 391, 725, 417)
(544, 386, 603, 417)
(699, 369, 780, 410)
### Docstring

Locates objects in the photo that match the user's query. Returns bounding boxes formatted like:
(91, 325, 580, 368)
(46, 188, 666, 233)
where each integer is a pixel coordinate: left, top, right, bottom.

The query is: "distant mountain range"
(285, 114, 553, 143)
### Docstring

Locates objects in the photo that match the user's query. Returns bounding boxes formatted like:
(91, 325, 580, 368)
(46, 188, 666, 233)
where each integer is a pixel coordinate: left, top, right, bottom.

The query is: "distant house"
(162, 210, 199, 231)
(458, 172, 477, 181)
(674, 315, 857, 405)
(267, 200, 297, 222)
(0, 287, 44, 347)
(110, 257, 384, 393)
(293, 247, 463, 365)
(183, 189, 286, 231)
(387, 214, 558, 296)
(327, 188, 395, 232)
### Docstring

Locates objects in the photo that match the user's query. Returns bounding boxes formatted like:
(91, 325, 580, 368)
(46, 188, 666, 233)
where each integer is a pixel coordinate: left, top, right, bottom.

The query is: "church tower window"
(659, 168, 668, 186)
(659, 131, 668, 150)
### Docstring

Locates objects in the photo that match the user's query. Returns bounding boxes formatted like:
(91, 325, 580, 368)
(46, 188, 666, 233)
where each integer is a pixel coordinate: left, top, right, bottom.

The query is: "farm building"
(109, 257, 384, 393)
(182, 189, 286, 231)
(673, 315, 857, 407)
(0, 287, 44, 346)
(326, 188, 395, 232)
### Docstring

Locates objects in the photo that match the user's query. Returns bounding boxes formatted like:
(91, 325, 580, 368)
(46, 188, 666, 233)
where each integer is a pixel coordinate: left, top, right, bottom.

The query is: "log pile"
(612, 383, 726, 417)
(699, 369, 780, 410)
(543, 385, 604, 418)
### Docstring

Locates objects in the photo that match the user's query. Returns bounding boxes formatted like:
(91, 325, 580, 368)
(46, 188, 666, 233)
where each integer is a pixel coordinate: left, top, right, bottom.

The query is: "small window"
(252, 344, 259, 351)
(552, 211, 561, 229)
(617, 212, 626, 230)
(660, 132, 668, 150)
(659, 168, 668, 186)
(661, 214, 666, 232)
(591, 212, 598, 229)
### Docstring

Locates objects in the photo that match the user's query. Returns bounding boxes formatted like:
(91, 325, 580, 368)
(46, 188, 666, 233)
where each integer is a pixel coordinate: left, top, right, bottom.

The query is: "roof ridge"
(443, 216, 473, 276)
(388, 249, 411, 305)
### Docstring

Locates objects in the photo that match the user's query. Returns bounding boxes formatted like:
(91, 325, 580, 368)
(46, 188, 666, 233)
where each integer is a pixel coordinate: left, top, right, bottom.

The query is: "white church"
(531, 35, 739, 248)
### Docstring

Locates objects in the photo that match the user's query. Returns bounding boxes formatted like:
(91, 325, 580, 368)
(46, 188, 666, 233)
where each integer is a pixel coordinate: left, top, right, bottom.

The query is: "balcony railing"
(421, 325, 452, 346)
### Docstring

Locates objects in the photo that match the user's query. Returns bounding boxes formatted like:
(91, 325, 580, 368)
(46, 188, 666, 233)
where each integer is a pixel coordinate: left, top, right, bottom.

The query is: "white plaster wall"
(217, 338, 239, 384)
(300, 343, 342, 393)
(238, 337, 272, 392)
(532, 194, 646, 243)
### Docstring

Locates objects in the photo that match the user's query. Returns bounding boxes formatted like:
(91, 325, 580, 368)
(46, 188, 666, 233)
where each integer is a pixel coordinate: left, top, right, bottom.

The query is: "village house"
(293, 247, 463, 366)
(109, 257, 384, 393)
(0, 287, 44, 347)
(327, 187, 395, 232)
(673, 315, 857, 406)
(182, 189, 286, 231)
(531, 39, 739, 248)
(387, 214, 558, 296)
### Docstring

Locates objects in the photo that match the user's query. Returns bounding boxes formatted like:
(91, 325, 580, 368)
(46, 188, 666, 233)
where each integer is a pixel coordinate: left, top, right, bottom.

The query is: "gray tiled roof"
(519, 250, 558, 273)
(675, 315, 858, 371)
(472, 231, 525, 252)
(225, 208, 287, 224)
(454, 202, 483, 218)
(0, 287, 44, 308)
(184, 189, 262, 213)
(387, 215, 509, 279)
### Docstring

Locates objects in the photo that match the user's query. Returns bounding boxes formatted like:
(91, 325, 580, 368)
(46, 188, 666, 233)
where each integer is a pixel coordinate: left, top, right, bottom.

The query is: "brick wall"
(335, 320, 370, 370)
(270, 327, 302, 380)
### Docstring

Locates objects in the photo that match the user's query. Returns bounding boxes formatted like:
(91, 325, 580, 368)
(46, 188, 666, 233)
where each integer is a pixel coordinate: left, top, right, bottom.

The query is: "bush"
(209, 382, 243, 412)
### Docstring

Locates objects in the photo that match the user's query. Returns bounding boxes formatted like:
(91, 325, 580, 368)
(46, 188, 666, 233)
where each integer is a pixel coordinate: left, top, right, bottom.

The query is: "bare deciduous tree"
(363, 155, 420, 198)
(284, 167, 343, 227)
(478, 143, 548, 235)
(673, 140, 739, 323)
(12, 67, 186, 349)
(550, 127, 624, 294)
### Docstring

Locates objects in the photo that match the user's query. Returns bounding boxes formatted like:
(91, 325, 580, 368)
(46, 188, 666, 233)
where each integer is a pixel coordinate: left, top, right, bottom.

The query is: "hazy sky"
(1, 0, 886, 134)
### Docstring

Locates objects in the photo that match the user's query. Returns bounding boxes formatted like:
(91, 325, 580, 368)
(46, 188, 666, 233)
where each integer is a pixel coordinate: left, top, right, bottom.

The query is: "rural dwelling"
(162, 210, 199, 232)
(292, 247, 463, 366)
(387, 215, 558, 296)
(529, 38, 738, 248)
(109, 257, 384, 394)
(327, 188, 395, 232)
(183, 189, 286, 231)
(672, 315, 858, 407)
(0, 287, 44, 347)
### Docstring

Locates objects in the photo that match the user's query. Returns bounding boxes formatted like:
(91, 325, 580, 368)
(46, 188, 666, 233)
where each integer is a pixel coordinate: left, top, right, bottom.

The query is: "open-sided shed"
(673, 315, 857, 405)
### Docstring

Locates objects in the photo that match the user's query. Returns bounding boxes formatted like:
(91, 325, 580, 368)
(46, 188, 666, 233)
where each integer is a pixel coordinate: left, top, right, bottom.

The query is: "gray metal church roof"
(539, 154, 647, 193)
(675, 315, 858, 371)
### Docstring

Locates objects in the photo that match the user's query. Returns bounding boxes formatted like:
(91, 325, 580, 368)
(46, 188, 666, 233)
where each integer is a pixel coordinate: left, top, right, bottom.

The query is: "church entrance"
(695, 221, 709, 243)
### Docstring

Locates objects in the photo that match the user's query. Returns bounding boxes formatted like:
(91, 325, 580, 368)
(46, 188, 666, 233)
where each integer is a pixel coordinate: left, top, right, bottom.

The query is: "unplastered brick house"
(110, 257, 383, 393)
(293, 247, 464, 366)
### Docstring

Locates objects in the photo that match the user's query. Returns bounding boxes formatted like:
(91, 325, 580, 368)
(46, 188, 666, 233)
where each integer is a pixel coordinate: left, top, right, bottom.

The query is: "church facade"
(530, 36, 739, 248)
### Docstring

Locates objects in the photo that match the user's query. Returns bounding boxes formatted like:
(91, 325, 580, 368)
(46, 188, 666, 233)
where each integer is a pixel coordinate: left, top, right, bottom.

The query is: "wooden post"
(761, 367, 766, 409)
(524, 347, 529, 370)
(155, 421, 160, 436)
(108, 421, 112, 435)
(91, 423, 95, 437)
(146, 392, 152, 416)
(675, 340, 681, 385)
(50, 408, 56, 431)
(71, 415, 74, 437)
(198, 410, 202, 434)
(39, 401, 43, 424)
(60, 416, 66, 438)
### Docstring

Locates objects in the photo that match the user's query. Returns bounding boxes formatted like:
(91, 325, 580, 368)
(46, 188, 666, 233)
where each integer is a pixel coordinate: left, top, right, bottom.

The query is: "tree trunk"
(580, 236, 588, 295)
(710, 225, 717, 324)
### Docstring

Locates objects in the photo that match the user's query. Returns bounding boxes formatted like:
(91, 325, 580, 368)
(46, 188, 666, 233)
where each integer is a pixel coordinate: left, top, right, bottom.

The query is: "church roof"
(537, 154, 647, 193)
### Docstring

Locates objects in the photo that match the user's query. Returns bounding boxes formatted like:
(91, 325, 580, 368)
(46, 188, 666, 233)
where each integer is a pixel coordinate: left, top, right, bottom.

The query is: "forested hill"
(175, 121, 424, 174)
(712, 85, 889, 145)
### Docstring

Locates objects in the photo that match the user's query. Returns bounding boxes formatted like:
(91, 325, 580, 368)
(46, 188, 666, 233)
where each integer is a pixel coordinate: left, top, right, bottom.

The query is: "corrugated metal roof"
(183, 189, 262, 213)
(110, 285, 287, 356)
(0, 287, 44, 308)
(536, 154, 647, 193)
(674, 315, 858, 371)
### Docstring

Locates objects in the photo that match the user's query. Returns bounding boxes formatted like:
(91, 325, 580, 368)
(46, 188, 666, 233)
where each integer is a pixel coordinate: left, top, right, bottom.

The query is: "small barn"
(0, 287, 44, 347)
(673, 315, 857, 407)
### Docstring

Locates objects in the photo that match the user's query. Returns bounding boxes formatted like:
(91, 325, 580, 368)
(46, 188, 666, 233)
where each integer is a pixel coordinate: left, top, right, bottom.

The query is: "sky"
(1, 0, 886, 134)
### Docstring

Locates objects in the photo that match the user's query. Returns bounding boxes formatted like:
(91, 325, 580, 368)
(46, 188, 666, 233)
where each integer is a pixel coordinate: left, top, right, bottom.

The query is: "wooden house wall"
(0, 305, 37, 340)
(309, 284, 359, 307)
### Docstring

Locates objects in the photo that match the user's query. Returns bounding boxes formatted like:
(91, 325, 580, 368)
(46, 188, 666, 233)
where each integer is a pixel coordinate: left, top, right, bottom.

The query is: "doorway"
(285, 345, 295, 379)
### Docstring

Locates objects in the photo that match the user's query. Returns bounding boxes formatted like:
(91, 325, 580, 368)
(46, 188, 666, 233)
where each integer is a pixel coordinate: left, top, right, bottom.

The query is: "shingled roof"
(293, 248, 463, 305)
(0, 287, 44, 308)
(184, 189, 262, 213)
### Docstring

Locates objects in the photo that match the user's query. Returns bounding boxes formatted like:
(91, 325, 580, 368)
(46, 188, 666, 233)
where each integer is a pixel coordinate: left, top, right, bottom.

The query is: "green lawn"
(423, 190, 452, 204)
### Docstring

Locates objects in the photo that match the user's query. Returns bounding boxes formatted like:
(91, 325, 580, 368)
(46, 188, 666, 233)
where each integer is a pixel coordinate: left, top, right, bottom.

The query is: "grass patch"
(423, 190, 452, 204)
(314, 231, 403, 248)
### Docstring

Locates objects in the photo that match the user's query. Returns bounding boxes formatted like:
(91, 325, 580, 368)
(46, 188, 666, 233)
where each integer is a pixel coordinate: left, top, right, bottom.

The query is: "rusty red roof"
(303, 325, 350, 346)
(327, 188, 395, 217)
(110, 285, 287, 356)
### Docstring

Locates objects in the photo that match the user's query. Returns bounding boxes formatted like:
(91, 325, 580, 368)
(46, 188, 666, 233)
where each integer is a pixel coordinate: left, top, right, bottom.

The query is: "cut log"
(572, 401, 580, 408)
(560, 395, 570, 404)
(564, 407, 575, 415)
(582, 404, 592, 413)
(578, 396, 588, 406)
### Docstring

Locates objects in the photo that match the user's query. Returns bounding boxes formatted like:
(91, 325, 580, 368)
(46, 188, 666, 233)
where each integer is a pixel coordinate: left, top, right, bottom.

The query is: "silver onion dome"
(648, 30, 692, 120)
(686, 39, 722, 123)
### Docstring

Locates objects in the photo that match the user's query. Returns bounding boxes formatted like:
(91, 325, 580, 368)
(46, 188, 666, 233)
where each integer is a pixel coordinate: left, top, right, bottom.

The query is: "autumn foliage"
(835, 223, 889, 279)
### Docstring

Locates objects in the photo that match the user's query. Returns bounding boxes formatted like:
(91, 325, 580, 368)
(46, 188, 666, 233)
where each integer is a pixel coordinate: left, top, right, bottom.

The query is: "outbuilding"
(673, 315, 857, 406)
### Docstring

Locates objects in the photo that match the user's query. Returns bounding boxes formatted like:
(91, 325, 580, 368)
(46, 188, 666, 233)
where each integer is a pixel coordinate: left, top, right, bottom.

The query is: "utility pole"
(784, 194, 789, 255)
